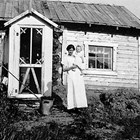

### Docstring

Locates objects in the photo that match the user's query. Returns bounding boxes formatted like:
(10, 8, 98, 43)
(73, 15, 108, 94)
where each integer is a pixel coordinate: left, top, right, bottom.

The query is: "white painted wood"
(31, 68, 41, 93)
(83, 69, 117, 76)
(8, 25, 20, 97)
(0, 32, 5, 81)
(7, 13, 54, 98)
(8, 94, 43, 99)
(43, 25, 53, 96)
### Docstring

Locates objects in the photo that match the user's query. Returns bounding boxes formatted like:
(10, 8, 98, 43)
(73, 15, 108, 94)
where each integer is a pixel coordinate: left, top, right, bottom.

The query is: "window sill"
(83, 69, 117, 76)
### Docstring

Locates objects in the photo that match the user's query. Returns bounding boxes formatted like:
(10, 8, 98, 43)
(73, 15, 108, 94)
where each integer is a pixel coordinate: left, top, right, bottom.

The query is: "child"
(74, 45, 85, 74)
(75, 45, 84, 64)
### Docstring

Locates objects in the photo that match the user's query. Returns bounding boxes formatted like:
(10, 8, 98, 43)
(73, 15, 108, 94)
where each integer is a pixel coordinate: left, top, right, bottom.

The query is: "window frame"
(84, 41, 118, 76)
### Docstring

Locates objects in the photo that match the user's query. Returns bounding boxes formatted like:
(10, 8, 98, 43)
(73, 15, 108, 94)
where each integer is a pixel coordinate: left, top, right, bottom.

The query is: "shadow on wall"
(43, 82, 52, 97)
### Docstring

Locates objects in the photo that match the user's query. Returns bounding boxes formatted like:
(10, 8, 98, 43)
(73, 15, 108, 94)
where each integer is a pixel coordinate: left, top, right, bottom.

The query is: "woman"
(62, 44, 88, 110)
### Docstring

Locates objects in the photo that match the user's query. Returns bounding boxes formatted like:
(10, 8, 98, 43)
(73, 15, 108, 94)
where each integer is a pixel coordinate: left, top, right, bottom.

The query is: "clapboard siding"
(64, 30, 139, 89)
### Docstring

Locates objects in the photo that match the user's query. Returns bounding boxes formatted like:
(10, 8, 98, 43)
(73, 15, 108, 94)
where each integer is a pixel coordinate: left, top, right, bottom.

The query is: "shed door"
(19, 27, 43, 94)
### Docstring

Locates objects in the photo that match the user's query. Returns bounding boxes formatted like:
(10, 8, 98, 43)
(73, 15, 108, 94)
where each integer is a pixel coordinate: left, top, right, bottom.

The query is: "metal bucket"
(40, 96, 54, 115)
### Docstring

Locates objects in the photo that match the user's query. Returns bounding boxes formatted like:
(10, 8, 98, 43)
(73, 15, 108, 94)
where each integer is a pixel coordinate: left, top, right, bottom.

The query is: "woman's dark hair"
(66, 44, 75, 51)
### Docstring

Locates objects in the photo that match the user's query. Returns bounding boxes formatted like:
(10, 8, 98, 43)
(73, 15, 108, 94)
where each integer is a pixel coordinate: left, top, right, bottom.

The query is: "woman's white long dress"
(62, 55, 88, 110)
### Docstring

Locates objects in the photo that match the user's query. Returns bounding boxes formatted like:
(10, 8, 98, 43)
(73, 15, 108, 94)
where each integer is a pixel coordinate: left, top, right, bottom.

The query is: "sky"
(50, 0, 140, 19)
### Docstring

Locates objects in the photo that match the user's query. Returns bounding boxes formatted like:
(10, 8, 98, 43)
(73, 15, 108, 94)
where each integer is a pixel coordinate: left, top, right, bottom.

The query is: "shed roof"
(0, 0, 140, 29)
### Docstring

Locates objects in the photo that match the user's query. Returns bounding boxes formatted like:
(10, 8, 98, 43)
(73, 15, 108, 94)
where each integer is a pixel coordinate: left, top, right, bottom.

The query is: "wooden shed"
(1, 0, 140, 99)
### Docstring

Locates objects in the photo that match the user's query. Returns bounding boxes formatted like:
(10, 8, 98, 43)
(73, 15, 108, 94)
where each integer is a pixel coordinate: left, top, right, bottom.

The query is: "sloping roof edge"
(4, 8, 58, 28)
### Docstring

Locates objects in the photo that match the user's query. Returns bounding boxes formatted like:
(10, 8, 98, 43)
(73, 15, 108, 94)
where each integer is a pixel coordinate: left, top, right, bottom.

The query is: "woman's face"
(68, 48, 74, 56)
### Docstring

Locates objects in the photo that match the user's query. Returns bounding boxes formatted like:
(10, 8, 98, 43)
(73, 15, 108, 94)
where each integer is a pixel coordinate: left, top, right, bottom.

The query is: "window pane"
(97, 57, 103, 69)
(20, 28, 30, 64)
(89, 57, 96, 68)
(104, 59, 112, 69)
(105, 48, 112, 58)
(89, 45, 96, 53)
(97, 47, 103, 54)
(32, 28, 42, 64)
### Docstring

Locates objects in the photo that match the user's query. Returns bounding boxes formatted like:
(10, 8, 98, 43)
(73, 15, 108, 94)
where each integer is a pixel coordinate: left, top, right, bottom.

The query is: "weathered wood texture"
(64, 30, 139, 90)
(0, 40, 3, 81)
(0, 0, 140, 29)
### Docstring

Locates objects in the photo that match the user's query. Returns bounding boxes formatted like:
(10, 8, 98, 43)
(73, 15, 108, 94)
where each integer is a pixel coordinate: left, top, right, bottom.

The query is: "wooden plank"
(85, 80, 138, 87)
(18, 0, 24, 13)
(84, 73, 138, 79)
(94, 4, 115, 25)
(23, 0, 29, 11)
(115, 6, 136, 27)
(12, 1, 19, 17)
(89, 4, 107, 25)
(85, 77, 138, 84)
(47, 1, 59, 21)
(117, 49, 138, 55)
(51, 1, 67, 21)
(71, 3, 87, 22)
(118, 6, 140, 28)
(80, 3, 107, 24)
(100, 5, 120, 26)
(0, 3, 4, 18)
(84, 77, 138, 83)
(74, 3, 93, 23)
(111, 6, 129, 27)
(31, 0, 36, 10)
(83, 3, 101, 24)
(1, 3, 6, 18)
(106, 5, 127, 26)
(41, 1, 51, 19)
(5, 2, 12, 18)
(49, 1, 73, 22)
(57, 1, 73, 21)
(121, 6, 140, 28)
(19, 68, 30, 93)
(63, 2, 85, 23)
(31, 68, 41, 93)
(138, 37, 140, 90)
(34, 0, 43, 15)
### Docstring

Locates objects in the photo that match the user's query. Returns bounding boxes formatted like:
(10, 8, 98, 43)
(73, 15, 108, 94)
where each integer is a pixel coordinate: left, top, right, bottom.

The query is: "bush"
(99, 88, 140, 139)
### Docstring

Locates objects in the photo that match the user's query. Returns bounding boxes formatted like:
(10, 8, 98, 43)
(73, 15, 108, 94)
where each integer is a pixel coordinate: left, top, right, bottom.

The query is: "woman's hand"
(63, 65, 77, 72)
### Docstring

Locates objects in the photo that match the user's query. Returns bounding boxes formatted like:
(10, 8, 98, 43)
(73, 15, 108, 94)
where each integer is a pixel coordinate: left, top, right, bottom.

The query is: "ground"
(1, 87, 140, 139)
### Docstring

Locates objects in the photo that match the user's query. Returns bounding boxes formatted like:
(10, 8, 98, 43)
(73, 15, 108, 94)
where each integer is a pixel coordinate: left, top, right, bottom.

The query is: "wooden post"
(0, 32, 5, 81)
(61, 29, 67, 85)
(138, 37, 140, 91)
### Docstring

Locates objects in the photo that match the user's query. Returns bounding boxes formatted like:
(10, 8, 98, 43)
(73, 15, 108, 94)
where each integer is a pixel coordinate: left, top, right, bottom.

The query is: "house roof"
(4, 8, 58, 28)
(0, 0, 140, 29)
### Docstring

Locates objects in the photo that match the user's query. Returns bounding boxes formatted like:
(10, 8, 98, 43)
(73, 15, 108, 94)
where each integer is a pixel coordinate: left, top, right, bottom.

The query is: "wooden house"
(1, 0, 140, 99)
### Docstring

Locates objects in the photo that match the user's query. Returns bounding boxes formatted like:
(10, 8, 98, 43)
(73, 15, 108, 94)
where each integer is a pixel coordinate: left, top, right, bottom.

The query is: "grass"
(1, 84, 140, 140)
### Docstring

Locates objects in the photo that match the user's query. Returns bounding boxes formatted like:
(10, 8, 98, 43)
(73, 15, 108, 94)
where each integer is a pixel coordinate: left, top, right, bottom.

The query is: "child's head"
(76, 45, 82, 53)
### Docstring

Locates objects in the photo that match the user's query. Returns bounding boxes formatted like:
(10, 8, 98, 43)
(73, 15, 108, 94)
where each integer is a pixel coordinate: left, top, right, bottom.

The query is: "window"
(84, 42, 118, 75)
(88, 46, 113, 70)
